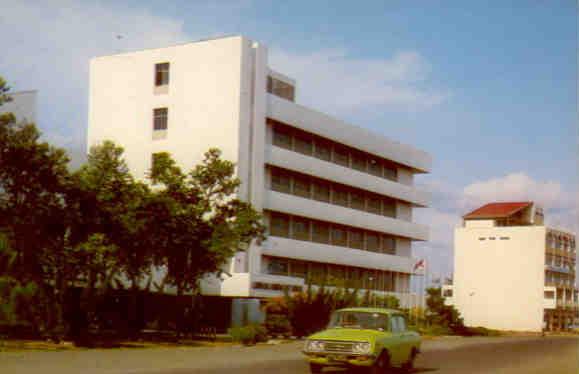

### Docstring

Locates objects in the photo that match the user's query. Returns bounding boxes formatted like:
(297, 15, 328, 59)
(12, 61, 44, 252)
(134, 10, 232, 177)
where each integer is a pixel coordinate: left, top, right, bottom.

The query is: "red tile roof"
(463, 202, 532, 219)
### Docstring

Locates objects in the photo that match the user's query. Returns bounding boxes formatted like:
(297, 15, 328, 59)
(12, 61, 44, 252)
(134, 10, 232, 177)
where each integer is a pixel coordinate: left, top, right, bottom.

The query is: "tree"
(149, 149, 265, 302)
(0, 77, 11, 106)
(425, 287, 465, 334)
(0, 93, 74, 337)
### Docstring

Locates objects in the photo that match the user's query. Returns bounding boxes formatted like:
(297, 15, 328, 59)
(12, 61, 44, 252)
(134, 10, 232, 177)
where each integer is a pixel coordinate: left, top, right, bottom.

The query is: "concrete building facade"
(87, 36, 431, 325)
(445, 202, 577, 332)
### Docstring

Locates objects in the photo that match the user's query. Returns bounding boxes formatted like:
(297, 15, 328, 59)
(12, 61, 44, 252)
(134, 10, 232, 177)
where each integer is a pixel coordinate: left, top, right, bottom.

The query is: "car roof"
(334, 307, 402, 315)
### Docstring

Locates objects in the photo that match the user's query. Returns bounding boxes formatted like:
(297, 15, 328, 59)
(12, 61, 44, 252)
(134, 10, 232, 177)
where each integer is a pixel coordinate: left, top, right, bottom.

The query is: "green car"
(302, 307, 420, 373)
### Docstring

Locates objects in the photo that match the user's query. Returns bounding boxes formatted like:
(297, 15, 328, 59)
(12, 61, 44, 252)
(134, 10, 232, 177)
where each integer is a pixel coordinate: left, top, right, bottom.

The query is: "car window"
(390, 315, 406, 333)
(398, 316, 407, 332)
(389, 316, 400, 333)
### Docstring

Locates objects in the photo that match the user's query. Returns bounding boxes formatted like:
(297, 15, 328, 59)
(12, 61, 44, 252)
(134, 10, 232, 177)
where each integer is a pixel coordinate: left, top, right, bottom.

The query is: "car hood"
(308, 328, 389, 342)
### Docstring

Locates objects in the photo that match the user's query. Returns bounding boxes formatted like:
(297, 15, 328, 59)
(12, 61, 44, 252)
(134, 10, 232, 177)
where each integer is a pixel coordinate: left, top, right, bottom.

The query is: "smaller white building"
(446, 202, 577, 332)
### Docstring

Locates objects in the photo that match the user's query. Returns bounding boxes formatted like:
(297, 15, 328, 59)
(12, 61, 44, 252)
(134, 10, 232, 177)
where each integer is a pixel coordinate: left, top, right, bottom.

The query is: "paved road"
(1, 336, 577, 374)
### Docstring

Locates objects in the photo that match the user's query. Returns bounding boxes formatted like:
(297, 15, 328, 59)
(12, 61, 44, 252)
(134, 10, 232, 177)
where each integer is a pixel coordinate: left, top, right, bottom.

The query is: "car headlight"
(351, 342, 371, 354)
(305, 340, 325, 352)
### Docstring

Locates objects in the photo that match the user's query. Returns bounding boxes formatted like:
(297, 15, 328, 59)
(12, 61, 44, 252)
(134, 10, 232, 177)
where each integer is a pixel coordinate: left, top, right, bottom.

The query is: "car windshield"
(328, 311, 389, 331)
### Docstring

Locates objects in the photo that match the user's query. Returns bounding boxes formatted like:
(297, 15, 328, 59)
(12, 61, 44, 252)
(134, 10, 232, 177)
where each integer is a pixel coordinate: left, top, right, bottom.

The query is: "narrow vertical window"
(155, 62, 170, 86)
(153, 108, 168, 131)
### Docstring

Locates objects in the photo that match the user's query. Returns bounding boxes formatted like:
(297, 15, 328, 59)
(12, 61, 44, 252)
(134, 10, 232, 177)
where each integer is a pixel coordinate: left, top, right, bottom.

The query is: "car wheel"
(369, 351, 390, 374)
(402, 348, 418, 372)
(309, 363, 323, 373)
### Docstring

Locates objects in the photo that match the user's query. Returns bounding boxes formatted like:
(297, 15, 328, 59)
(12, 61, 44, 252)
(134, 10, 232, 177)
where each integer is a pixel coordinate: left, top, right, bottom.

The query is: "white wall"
(464, 220, 496, 228)
(88, 36, 249, 181)
(453, 226, 546, 331)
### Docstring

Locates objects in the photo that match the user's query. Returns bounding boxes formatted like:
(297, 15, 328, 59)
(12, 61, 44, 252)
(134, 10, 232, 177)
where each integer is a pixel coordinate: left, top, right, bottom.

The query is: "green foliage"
(425, 287, 466, 335)
(228, 324, 268, 345)
(276, 286, 400, 337)
(146, 149, 265, 297)
(0, 74, 265, 340)
(0, 77, 11, 107)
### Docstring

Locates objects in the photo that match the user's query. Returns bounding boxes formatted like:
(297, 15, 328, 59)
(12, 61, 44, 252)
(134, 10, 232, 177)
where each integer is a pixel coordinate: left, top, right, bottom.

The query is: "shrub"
(228, 324, 268, 345)
(462, 326, 501, 337)
(419, 325, 452, 336)
(264, 314, 291, 337)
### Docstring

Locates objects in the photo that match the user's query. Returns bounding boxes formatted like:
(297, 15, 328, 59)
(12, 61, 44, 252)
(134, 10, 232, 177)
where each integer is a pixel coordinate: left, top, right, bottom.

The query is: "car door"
(387, 315, 404, 365)
(396, 315, 412, 360)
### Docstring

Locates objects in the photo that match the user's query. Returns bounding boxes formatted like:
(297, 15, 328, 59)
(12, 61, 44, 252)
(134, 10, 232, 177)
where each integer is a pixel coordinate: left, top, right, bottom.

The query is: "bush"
(419, 325, 452, 336)
(228, 324, 268, 345)
(462, 326, 501, 337)
(264, 314, 291, 337)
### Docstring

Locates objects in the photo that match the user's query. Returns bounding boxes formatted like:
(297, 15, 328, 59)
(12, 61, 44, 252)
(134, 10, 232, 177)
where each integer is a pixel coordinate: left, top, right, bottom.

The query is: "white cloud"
(269, 48, 449, 116)
(1, 0, 193, 165)
(415, 172, 578, 283)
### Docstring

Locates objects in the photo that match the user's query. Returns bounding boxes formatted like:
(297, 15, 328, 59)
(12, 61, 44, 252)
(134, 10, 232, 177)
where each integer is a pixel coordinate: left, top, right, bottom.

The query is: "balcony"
(262, 236, 423, 275)
(265, 145, 430, 207)
(266, 94, 432, 173)
(545, 264, 574, 274)
(264, 190, 428, 241)
(220, 272, 305, 298)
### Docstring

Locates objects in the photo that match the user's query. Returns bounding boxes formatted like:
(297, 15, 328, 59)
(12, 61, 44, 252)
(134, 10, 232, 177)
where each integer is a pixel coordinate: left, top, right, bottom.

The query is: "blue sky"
(1, 0, 577, 281)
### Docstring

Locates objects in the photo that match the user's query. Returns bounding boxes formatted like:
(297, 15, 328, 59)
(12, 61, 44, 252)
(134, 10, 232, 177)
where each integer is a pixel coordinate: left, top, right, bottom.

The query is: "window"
(331, 226, 348, 247)
(366, 195, 382, 215)
(382, 198, 396, 218)
(292, 175, 311, 198)
(309, 263, 326, 284)
(270, 213, 290, 237)
(366, 233, 381, 252)
(294, 132, 313, 156)
(443, 289, 453, 297)
(153, 108, 168, 130)
(368, 159, 382, 177)
(351, 151, 367, 172)
(383, 164, 397, 181)
(479, 237, 486, 241)
(350, 190, 366, 211)
(382, 236, 396, 254)
(333, 145, 350, 167)
(332, 185, 349, 207)
(290, 260, 308, 278)
(348, 229, 364, 249)
(291, 217, 310, 241)
(313, 180, 330, 203)
(267, 76, 295, 101)
(267, 258, 288, 276)
(544, 291, 555, 299)
(271, 168, 291, 194)
(273, 125, 292, 149)
(314, 139, 332, 161)
(312, 221, 330, 244)
(397, 316, 407, 332)
(155, 62, 170, 86)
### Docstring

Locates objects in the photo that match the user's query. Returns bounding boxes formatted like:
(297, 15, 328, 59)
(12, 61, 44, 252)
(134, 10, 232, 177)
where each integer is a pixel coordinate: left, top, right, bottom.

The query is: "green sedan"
(302, 307, 420, 373)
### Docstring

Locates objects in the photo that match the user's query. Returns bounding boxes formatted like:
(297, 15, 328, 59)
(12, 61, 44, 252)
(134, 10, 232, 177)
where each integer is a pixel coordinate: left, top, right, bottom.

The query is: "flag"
(413, 259, 426, 272)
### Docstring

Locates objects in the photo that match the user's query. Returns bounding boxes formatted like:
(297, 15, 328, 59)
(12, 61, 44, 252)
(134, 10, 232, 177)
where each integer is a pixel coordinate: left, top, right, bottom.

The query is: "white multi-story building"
(445, 202, 578, 332)
(88, 36, 431, 327)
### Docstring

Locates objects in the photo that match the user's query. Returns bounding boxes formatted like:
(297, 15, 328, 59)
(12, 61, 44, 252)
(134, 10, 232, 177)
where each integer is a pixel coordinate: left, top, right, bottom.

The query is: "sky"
(1, 0, 577, 284)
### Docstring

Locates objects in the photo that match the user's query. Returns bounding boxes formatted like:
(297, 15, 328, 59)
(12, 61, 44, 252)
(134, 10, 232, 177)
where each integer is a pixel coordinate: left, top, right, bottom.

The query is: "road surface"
(1, 336, 577, 374)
